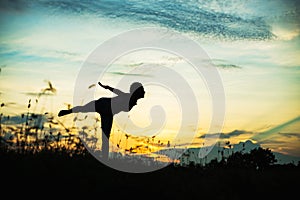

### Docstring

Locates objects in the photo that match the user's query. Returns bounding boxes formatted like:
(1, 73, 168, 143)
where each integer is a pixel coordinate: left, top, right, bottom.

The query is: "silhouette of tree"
(226, 151, 250, 169)
(206, 158, 220, 169)
(210, 147, 277, 170)
(249, 147, 277, 170)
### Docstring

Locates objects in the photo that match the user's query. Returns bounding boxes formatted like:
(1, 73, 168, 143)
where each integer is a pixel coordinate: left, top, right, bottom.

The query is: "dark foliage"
(1, 141, 299, 199)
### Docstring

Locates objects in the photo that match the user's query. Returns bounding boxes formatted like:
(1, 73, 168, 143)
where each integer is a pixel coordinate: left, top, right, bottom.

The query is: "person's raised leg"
(58, 109, 72, 117)
(101, 114, 113, 160)
(58, 100, 96, 117)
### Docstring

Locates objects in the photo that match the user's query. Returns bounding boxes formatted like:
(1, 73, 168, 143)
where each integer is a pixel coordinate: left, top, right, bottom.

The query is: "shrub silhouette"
(248, 147, 277, 169)
(220, 147, 277, 170)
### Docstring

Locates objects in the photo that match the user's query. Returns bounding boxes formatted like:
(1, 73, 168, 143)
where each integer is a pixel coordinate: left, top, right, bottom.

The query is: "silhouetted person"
(58, 82, 145, 160)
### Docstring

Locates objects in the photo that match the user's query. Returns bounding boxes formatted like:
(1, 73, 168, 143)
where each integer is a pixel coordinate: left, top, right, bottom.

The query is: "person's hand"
(98, 82, 108, 89)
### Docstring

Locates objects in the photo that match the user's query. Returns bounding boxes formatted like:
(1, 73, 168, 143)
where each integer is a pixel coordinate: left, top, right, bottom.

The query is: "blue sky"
(0, 0, 299, 156)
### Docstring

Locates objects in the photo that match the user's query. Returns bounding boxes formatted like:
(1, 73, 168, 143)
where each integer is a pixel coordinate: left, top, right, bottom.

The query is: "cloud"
(37, 0, 274, 40)
(1, 113, 47, 127)
(22, 80, 57, 97)
(23, 92, 55, 97)
(258, 134, 300, 147)
(0, 102, 16, 107)
(199, 129, 252, 139)
(0, 46, 81, 63)
(258, 139, 284, 145)
(278, 132, 300, 139)
(251, 116, 300, 141)
(5, 0, 300, 41)
(0, 0, 27, 12)
(126, 62, 144, 67)
(216, 64, 242, 69)
(209, 58, 242, 69)
(109, 71, 152, 77)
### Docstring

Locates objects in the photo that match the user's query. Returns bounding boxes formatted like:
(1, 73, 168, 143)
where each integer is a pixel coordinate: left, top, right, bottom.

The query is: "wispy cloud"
(204, 58, 242, 69)
(252, 116, 300, 141)
(23, 92, 55, 97)
(109, 71, 152, 77)
(0, 44, 82, 63)
(199, 129, 252, 139)
(22, 80, 57, 97)
(126, 62, 144, 67)
(0, 0, 27, 12)
(216, 64, 242, 69)
(278, 132, 300, 139)
(259, 132, 300, 145)
(33, 0, 275, 40)
(1, 113, 47, 126)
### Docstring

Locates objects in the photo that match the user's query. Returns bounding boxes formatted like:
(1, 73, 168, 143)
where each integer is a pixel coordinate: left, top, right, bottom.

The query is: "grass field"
(1, 145, 299, 199)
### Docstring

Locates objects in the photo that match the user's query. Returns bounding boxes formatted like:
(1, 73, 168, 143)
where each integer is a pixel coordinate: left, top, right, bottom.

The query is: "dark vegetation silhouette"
(0, 84, 299, 199)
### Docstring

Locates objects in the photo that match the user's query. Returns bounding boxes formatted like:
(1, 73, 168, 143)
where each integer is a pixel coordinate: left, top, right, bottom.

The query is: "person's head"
(129, 82, 145, 109)
(130, 82, 145, 97)
(130, 82, 143, 93)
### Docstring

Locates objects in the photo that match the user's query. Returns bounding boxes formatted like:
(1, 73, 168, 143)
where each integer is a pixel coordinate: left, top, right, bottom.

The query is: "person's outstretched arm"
(98, 82, 125, 96)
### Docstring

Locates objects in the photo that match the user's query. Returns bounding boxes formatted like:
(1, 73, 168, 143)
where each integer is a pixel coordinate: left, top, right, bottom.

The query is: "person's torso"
(110, 93, 131, 114)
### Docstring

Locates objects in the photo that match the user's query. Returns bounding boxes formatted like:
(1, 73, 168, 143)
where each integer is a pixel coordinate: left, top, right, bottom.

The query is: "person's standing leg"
(101, 114, 113, 160)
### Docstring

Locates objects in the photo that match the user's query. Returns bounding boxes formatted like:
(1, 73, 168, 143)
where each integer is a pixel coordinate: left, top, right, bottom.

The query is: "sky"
(0, 0, 299, 157)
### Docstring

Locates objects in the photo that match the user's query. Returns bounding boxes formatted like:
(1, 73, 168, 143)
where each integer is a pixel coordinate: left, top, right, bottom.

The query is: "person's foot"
(58, 110, 71, 117)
